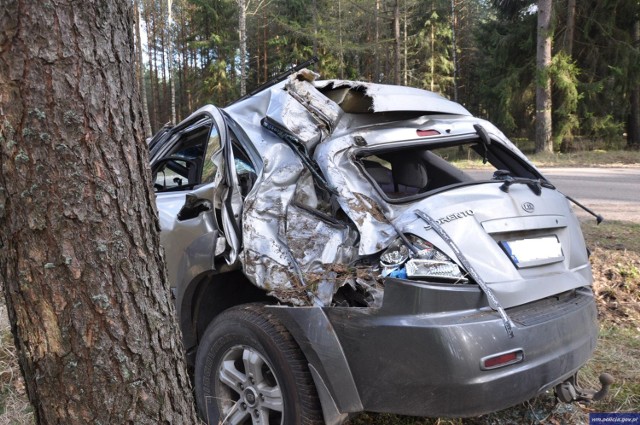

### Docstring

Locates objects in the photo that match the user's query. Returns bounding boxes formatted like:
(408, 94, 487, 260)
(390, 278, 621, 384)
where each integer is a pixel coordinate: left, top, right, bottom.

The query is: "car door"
(151, 107, 229, 292)
(151, 106, 260, 313)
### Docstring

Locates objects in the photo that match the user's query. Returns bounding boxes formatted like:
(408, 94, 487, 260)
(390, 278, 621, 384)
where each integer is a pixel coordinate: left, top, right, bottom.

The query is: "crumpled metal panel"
(314, 79, 472, 115)
(240, 142, 310, 305)
(227, 70, 544, 306)
(314, 135, 397, 255)
(237, 73, 364, 306)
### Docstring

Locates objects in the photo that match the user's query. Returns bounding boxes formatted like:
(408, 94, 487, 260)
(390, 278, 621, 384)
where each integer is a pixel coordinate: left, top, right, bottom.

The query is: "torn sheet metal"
(238, 73, 367, 306)
(228, 70, 559, 308)
(314, 80, 472, 115)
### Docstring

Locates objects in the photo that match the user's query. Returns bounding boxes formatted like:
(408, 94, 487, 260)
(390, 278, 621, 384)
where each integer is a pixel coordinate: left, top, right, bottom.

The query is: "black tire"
(194, 304, 323, 425)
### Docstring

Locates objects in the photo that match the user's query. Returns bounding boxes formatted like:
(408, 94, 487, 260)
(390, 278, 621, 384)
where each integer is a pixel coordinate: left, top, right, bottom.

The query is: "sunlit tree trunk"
(536, 0, 553, 153)
(168, 0, 176, 124)
(135, 0, 153, 138)
(403, 0, 408, 86)
(0, 0, 198, 422)
(338, 0, 345, 79)
(394, 0, 401, 85)
(238, 0, 247, 96)
(451, 0, 459, 102)
(375, 0, 380, 82)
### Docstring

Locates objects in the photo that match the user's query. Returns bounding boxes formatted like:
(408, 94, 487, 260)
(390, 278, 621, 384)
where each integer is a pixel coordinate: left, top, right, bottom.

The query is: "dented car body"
(149, 71, 601, 424)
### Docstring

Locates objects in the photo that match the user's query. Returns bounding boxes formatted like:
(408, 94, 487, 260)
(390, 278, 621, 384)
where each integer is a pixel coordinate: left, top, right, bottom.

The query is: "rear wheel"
(194, 304, 323, 425)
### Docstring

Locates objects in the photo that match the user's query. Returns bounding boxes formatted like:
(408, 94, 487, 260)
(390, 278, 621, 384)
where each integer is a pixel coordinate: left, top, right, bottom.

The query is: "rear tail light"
(416, 129, 440, 137)
(481, 349, 524, 370)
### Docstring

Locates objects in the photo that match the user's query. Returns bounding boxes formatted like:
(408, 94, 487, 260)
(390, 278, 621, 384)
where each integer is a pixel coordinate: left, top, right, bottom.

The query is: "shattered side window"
(232, 141, 257, 198)
(358, 141, 508, 200)
(201, 131, 221, 184)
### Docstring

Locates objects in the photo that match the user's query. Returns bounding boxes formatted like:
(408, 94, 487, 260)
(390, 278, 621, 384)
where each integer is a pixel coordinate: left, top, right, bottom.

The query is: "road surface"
(540, 167, 640, 223)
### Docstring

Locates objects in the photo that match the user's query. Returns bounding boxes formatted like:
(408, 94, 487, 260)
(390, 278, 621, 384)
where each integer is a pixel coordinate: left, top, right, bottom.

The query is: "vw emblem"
(522, 202, 535, 213)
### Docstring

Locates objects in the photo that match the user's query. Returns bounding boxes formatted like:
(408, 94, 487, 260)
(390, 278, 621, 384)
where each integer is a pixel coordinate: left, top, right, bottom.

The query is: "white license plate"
(500, 236, 564, 268)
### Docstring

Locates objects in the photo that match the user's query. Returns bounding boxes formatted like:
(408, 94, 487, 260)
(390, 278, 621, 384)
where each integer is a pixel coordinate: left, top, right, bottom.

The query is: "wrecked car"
(148, 67, 611, 425)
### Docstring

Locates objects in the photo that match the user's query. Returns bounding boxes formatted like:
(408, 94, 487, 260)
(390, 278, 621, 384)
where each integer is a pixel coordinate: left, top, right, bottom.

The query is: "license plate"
(499, 236, 564, 268)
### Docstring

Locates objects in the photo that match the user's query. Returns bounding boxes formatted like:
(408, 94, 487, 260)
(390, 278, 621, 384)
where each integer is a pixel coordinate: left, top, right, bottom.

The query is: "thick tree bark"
(535, 0, 553, 153)
(0, 1, 198, 423)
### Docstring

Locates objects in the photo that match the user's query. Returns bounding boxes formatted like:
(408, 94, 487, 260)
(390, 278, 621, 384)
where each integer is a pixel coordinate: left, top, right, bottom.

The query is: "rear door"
(151, 106, 260, 295)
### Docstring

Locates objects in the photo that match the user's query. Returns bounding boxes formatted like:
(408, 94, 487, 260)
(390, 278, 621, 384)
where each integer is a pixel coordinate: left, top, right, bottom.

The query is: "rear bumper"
(325, 280, 598, 417)
(274, 279, 599, 419)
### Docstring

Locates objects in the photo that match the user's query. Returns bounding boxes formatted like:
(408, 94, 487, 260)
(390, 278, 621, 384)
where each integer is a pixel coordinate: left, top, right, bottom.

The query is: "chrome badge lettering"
(423, 210, 474, 230)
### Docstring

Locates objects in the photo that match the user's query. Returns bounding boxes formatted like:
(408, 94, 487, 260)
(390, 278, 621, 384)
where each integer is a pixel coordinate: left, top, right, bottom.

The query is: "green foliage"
(136, 0, 638, 148)
(549, 52, 581, 148)
(583, 112, 625, 142)
(473, 10, 536, 137)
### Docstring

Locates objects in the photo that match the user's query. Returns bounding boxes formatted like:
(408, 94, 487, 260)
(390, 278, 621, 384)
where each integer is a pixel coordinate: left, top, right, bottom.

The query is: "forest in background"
(134, 0, 640, 152)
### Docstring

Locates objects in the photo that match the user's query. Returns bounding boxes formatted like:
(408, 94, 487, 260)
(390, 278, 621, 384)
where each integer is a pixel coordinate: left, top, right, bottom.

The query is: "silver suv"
(149, 69, 609, 425)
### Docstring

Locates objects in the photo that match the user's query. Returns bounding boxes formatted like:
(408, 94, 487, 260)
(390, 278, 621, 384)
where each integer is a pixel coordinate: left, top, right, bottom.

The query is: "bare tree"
(135, 0, 154, 138)
(536, 0, 553, 153)
(0, 0, 198, 423)
(628, 17, 640, 148)
(394, 0, 401, 85)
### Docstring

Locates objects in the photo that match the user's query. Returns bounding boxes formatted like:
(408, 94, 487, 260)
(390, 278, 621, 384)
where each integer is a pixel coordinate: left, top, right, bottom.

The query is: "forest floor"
(1, 152, 639, 424)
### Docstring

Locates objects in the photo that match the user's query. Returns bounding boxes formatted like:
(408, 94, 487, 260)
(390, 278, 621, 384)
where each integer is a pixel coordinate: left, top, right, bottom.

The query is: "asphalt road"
(540, 167, 640, 223)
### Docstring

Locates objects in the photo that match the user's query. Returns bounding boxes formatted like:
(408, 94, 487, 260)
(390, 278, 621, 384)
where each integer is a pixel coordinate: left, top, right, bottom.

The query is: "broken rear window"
(356, 140, 528, 201)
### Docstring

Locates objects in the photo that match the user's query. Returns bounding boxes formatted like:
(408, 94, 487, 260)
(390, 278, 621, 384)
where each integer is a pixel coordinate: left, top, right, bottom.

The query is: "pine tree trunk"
(535, 0, 553, 153)
(146, 2, 160, 131)
(338, 0, 345, 79)
(159, 0, 168, 124)
(394, 0, 401, 85)
(263, 8, 268, 83)
(135, 0, 153, 138)
(0, 1, 198, 423)
(312, 0, 319, 59)
(628, 18, 640, 148)
(564, 0, 576, 56)
(168, 0, 176, 124)
(403, 0, 408, 86)
(375, 0, 380, 82)
(238, 0, 247, 97)
(451, 0, 459, 102)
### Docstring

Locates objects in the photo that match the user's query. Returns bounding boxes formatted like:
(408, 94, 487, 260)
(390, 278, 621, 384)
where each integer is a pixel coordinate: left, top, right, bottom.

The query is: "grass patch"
(0, 304, 33, 425)
(580, 326, 640, 414)
(528, 150, 640, 168)
(453, 149, 640, 169)
(581, 220, 640, 253)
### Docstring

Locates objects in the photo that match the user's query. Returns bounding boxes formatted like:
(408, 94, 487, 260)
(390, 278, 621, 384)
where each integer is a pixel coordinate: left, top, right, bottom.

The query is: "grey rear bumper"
(271, 279, 598, 419)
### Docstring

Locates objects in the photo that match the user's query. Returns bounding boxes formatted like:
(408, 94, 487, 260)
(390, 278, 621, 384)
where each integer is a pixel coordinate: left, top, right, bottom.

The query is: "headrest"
(391, 155, 428, 189)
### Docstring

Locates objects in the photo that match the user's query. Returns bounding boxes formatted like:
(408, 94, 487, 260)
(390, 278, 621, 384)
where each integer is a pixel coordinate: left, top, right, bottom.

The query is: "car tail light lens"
(481, 349, 524, 370)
